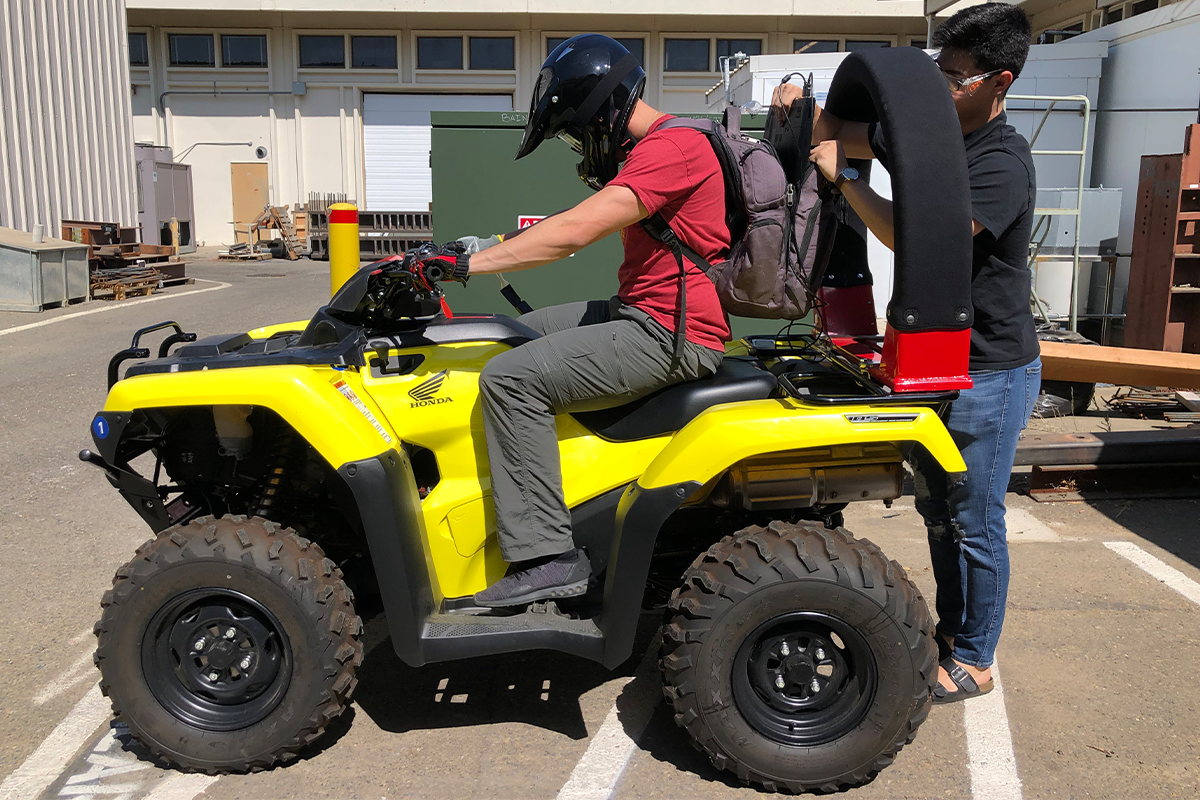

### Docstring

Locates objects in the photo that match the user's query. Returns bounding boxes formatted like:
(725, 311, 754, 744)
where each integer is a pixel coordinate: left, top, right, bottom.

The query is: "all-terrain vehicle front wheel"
(660, 521, 937, 793)
(94, 515, 363, 773)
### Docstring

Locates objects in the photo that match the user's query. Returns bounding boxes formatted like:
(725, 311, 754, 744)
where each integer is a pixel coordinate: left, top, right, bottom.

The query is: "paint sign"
(517, 215, 546, 229)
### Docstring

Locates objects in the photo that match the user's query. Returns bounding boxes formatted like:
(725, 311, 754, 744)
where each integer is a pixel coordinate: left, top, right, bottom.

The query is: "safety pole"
(327, 202, 359, 296)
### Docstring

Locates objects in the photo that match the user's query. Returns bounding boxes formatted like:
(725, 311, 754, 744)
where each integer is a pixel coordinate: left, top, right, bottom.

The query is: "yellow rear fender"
(639, 398, 965, 490)
(104, 366, 396, 469)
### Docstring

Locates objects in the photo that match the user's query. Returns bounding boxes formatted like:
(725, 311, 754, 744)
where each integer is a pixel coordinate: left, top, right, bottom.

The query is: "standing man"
(412, 35, 731, 607)
(777, 2, 1041, 702)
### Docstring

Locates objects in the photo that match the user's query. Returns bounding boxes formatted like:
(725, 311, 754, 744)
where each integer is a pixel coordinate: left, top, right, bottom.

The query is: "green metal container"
(430, 111, 782, 340)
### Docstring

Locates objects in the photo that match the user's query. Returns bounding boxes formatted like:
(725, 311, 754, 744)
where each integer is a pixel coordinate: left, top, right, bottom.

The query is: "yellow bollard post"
(327, 203, 359, 296)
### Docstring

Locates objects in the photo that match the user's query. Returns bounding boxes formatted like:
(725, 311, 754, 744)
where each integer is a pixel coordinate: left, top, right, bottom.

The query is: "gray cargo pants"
(479, 297, 724, 563)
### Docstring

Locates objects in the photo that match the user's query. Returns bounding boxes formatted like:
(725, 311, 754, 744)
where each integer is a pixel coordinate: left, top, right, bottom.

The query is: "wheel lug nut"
(815, 648, 825, 660)
(207, 671, 220, 682)
(240, 656, 252, 670)
(223, 628, 236, 639)
(192, 638, 206, 652)
(775, 675, 786, 690)
(779, 642, 790, 656)
(810, 679, 821, 693)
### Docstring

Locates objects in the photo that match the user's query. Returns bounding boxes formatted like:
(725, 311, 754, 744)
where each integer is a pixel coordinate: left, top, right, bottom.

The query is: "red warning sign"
(517, 215, 546, 229)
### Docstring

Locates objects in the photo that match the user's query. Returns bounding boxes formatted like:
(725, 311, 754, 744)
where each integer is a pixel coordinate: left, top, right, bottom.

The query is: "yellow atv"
(82, 48, 975, 795)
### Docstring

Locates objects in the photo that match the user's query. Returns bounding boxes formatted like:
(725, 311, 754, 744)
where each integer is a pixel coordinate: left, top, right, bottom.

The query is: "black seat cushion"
(574, 358, 778, 442)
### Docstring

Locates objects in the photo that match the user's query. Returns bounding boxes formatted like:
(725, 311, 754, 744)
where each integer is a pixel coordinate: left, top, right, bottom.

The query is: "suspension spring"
(252, 432, 298, 519)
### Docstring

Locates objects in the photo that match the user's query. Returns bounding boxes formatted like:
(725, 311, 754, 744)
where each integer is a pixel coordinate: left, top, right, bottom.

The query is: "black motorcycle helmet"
(515, 34, 646, 190)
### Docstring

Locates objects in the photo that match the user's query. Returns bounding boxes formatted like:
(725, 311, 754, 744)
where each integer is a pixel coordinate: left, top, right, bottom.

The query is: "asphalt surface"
(1, 257, 1197, 800)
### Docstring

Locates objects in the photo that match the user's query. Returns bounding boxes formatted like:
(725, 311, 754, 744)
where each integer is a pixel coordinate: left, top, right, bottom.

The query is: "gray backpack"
(641, 98, 838, 335)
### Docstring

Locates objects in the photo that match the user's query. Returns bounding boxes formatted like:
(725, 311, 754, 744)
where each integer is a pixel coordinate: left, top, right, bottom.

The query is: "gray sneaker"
(474, 549, 591, 608)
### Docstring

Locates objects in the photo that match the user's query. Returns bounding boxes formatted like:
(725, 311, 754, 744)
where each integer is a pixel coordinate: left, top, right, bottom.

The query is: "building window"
(352, 36, 396, 69)
(547, 36, 568, 56)
(616, 38, 645, 65)
(1105, 6, 1124, 23)
(716, 38, 762, 62)
(909, 39, 928, 49)
(664, 38, 710, 72)
(470, 37, 514, 70)
(129, 32, 149, 66)
(793, 39, 838, 54)
(222, 35, 267, 67)
(299, 35, 344, 68)
(168, 34, 215, 67)
(1130, 0, 1157, 15)
(846, 40, 890, 51)
(418, 36, 463, 69)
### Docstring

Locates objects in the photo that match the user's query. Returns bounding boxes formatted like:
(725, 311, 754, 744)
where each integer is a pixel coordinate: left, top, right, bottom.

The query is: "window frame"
(220, 33, 269, 69)
(411, 31, 519, 74)
(788, 35, 898, 54)
(296, 33, 347, 70)
(128, 29, 150, 68)
(791, 38, 841, 55)
(350, 34, 399, 70)
(657, 34, 766, 75)
(166, 32, 217, 69)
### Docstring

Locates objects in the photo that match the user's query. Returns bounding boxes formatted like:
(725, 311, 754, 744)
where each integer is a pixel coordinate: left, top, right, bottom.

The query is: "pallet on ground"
(90, 265, 166, 301)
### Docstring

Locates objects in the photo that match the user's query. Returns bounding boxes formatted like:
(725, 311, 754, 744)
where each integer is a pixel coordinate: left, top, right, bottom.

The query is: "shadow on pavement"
(350, 615, 660, 741)
(1086, 498, 1200, 570)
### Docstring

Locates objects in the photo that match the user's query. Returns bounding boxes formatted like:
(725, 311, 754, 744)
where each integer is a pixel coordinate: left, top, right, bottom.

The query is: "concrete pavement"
(1, 258, 1197, 800)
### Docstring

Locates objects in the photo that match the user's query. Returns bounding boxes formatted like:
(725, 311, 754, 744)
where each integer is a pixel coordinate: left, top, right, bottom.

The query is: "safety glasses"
(938, 65, 1003, 95)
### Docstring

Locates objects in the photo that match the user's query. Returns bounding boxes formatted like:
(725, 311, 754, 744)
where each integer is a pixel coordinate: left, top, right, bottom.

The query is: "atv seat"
(574, 358, 778, 442)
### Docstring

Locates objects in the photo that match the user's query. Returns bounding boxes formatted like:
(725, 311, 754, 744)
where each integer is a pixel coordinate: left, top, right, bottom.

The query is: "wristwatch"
(834, 165, 859, 190)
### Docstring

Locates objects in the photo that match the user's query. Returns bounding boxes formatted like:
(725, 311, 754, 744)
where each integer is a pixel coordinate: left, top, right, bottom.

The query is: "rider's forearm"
(840, 181, 895, 251)
(469, 186, 644, 275)
(812, 105, 843, 145)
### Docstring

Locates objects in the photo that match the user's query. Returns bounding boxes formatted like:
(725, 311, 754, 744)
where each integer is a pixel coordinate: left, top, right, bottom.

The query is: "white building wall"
(127, 8, 949, 245)
(0, 0, 138, 233)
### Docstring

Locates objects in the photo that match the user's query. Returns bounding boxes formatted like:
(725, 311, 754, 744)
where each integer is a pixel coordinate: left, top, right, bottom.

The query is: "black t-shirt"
(869, 112, 1039, 370)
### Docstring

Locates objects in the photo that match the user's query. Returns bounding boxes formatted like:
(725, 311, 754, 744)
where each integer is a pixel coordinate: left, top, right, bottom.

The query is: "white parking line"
(963, 660, 1023, 800)
(556, 645, 659, 800)
(141, 774, 217, 800)
(0, 684, 110, 800)
(0, 280, 232, 338)
(33, 650, 98, 707)
(1104, 541, 1200, 606)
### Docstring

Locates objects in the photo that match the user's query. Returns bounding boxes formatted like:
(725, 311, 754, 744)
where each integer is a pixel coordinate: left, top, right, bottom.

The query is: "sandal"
(932, 657, 994, 705)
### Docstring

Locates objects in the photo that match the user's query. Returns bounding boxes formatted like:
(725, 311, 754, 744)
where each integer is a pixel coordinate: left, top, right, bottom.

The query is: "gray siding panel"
(0, 0, 137, 233)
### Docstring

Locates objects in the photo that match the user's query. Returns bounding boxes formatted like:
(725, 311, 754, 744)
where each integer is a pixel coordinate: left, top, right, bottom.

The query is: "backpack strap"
(722, 106, 742, 137)
(640, 213, 711, 361)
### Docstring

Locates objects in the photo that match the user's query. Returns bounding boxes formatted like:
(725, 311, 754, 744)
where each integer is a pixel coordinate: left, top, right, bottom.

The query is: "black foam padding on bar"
(825, 48, 973, 332)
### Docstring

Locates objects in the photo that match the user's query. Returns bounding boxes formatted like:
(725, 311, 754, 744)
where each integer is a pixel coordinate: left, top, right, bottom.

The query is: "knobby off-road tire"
(660, 521, 937, 793)
(94, 515, 364, 773)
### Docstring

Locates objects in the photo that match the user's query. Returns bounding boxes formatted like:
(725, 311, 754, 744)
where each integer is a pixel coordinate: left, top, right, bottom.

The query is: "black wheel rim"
(142, 588, 292, 732)
(732, 611, 878, 746)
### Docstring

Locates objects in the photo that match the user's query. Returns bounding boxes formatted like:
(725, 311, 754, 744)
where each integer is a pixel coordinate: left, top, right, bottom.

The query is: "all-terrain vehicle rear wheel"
(660, 521, 937, 793)
(94, 515, 363, 773)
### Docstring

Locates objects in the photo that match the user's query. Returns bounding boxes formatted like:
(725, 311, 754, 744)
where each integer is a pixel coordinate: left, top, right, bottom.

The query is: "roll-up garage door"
(363, 93, 513, 211)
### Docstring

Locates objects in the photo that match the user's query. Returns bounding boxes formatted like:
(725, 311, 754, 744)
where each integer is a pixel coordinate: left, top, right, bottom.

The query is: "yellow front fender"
(104, 366, 395, 469)
(640, 398, 965, 490)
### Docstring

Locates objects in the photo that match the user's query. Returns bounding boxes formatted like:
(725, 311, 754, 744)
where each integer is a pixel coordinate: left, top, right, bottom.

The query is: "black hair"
(933, 2, 1032, 80)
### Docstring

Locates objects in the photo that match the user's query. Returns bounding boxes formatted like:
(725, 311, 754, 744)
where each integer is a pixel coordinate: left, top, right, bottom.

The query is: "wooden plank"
(231, 163, 270, 227)
(1125, 154, 1183, 350)
(1177, 391, 1200, 411)
(1040, 340, 1200, 389)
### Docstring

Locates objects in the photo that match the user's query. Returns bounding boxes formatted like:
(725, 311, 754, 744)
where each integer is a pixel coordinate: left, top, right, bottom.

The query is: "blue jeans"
(911, 358, 1041, 669)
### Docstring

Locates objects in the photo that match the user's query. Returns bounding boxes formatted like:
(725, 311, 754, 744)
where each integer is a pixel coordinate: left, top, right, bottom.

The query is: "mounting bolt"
(780, 642, 790, 656)
(239, 655, 252, 670)
(207, 671, 220, 682)
(192, 638, 206, 652)
(814, 648, 825, 660)
(224, 628, 236, 639)
(775, 675, 786, 690)
(810, 679, 821, 693)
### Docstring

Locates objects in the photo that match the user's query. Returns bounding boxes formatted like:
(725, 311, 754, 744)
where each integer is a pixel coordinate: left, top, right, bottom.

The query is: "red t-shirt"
(608, 116, 731, 351)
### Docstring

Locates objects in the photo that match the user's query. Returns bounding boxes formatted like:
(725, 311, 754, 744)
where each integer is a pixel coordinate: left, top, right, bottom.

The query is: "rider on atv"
(413, 34, 731, 607)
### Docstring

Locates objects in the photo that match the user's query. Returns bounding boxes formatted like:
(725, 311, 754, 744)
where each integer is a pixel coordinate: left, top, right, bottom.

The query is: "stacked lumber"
(219, 242, 272, 261)
(90, 264, 166, 301)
